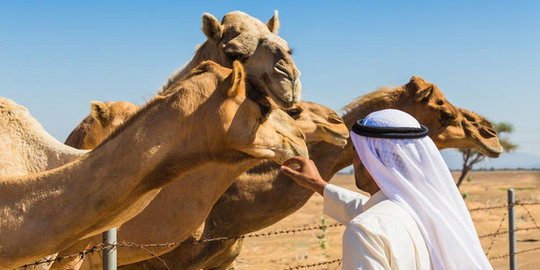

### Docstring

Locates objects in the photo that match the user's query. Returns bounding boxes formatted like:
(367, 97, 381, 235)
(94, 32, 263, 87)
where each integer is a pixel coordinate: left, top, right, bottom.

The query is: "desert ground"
(233, 170, 540, 270)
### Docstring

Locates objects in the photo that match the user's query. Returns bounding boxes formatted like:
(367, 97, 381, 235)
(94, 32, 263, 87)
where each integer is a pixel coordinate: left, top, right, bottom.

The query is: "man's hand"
(280, 156, 327, 195)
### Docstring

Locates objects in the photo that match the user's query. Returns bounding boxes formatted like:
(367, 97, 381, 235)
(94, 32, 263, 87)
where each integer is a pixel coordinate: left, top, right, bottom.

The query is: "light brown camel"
(125, 75, 504, 270)
(0, 97, 88, 177)
(51, 101, 349, 269)
(0, 61, 308, 269)
(65, 101, 139, 149)
(160, 10, 301, 108)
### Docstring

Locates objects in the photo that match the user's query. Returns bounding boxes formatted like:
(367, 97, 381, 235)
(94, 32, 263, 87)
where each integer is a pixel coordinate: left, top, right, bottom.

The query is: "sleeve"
(341, 221, 391, 270)
(323, 184, 370, 224)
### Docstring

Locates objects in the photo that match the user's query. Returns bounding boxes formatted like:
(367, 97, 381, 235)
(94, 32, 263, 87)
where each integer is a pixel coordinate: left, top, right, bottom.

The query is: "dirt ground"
(234, 170, 540, 270)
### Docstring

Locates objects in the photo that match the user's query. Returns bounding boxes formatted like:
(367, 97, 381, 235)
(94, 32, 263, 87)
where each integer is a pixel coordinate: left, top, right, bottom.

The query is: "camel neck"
(0, 96, 204, 267)
(162, 41, 227, 92)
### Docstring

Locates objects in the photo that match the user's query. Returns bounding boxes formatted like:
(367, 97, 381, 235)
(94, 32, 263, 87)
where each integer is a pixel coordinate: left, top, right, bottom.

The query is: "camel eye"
(224, 51, 248, 62)
(286, 108, 302, 120)
(437, 100, 444, 106)
(288, 48, 294, 55)
(440, 110, 455, 122)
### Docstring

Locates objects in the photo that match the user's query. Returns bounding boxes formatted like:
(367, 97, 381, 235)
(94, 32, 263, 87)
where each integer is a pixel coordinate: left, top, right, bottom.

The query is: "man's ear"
(227, 61, 246, 97)
(90, 101, 110, 126)
(202, 13, 223, 41)
(266, 10, 280, 34)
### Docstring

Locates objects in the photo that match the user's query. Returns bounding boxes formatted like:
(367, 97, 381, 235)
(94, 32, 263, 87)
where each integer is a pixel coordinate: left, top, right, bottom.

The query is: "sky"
(1, 1, 539, 158)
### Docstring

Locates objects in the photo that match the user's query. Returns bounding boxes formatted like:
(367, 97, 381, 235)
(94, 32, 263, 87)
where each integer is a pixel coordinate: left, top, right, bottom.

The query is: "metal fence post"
(508, 189, 516, 270)
(103, 228, 117, 270)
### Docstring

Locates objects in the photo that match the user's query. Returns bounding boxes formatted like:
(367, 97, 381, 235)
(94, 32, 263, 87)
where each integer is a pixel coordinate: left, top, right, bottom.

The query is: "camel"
(50, 101, 349, 269)
(65, 101, 139, 149)
(124, 75, 504, 270)
(0, 60, 308, 269)
(0, 99, 132, 270)
(160, 10, 301, 108)
(0, 97, 88, 177)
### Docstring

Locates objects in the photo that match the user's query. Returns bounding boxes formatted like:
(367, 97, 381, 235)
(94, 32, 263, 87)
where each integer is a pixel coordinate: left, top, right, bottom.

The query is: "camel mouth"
(478, 143, 503, 158)
(259, 73, 300, 109)
(462, 135, 503, 158)
(321, 126, 350, 147)
(328, 136, 349, 147)
(267, 82, 296, 108)
(248, 143, 308, 165)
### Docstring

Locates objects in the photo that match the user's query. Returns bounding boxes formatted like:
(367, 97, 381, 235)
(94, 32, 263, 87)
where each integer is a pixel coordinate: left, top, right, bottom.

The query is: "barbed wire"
(517, 202, 540, 206)
(519, 203, 540, 233)
(17, 243, 114, 269)
(484, 211, 507, 257)
(489, 247, 540, 261)
(282, 258, 342, 270)
(479, 226, 540, 239)
(17, 222, 344, 269)
(15, 202, 540, 269)
(468, 204, 507, 212)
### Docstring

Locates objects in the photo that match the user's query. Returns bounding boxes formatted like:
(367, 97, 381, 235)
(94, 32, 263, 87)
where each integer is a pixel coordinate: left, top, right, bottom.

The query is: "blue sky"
(1, 1, 539, 157)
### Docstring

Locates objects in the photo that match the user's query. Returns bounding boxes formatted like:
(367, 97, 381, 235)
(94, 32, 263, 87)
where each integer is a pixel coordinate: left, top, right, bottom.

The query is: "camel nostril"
(274, 60, 293, 80)
(480, 127, 497, 138)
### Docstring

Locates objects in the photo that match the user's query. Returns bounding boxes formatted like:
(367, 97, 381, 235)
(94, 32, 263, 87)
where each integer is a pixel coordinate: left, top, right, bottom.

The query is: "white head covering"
(350, 109, 492, 270)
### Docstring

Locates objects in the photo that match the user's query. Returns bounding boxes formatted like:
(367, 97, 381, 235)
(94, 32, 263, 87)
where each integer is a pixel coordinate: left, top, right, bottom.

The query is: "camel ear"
(90, 101, 110, 126)
(227, 61, 246, 98)
(415, 85, 434, 102)
(202, 13, 223, 41)
(407, 76, 433, 102)
(266, 10, 280, 34)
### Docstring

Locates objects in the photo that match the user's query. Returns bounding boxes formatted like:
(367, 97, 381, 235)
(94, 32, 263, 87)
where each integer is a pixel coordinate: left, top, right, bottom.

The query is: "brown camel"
(0, 61, 307, 269)
(0, 97, 88, 177)
(51, 101, 349, 269)
(160, 10, 301, 108)
(124, 75, 503, 270)
(65, 101, 139, 149)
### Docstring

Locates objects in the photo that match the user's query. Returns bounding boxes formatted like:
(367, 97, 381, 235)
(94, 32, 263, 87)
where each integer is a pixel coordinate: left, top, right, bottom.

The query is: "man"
(280, 109, 491, 270)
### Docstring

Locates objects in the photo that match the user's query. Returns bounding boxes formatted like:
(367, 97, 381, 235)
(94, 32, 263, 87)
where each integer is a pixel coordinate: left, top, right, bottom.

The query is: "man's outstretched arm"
(280, 156, 327, 195)
(280, 156, 370, 224)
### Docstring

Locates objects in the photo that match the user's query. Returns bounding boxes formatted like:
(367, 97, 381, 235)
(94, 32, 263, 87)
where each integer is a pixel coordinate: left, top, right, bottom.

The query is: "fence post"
(103, 228, 117, 270)
(508, 189, 516, 270)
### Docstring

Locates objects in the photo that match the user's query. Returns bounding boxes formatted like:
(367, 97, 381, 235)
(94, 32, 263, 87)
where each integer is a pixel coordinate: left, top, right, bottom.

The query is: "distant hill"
(337, 150, 540, 175)
(441, 150, 540, 170)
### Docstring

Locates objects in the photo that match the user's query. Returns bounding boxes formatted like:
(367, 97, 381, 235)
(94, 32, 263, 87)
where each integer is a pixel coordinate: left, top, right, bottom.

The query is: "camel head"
(65, 101, 139, 149)
(187, 60, 308, 164)
(202, 10, 301, 108)
(286, 101, 349, 146)
(85, 101, 138, 149)
(400, 76, 503, 158)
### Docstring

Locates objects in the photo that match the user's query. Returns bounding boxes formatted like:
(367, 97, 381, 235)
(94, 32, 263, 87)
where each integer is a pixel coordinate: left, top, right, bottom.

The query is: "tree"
(456, 122, 518, 187)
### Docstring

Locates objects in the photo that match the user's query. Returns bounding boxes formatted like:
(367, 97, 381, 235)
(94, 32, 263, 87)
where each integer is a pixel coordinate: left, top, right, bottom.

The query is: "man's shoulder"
(364, 199, 409, 218)
(349, 199, 412, 232)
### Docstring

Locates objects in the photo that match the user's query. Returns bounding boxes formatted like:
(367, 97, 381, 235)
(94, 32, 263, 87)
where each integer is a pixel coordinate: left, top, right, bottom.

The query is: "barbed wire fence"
(17, 189, 540, 270)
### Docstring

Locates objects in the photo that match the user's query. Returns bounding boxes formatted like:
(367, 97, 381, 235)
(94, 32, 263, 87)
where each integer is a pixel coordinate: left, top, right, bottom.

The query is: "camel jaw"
(257, 74, 301, 109)
(479, 143, 504, 158)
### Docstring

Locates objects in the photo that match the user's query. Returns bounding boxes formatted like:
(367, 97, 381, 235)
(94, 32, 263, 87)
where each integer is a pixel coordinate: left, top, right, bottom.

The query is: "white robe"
(323, 184, 432, 270)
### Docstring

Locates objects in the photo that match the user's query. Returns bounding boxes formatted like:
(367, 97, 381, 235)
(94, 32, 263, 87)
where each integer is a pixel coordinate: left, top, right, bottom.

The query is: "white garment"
(324, 184, 431, 270)
(351, 109, 492, 270)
